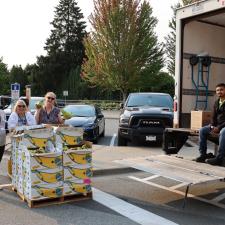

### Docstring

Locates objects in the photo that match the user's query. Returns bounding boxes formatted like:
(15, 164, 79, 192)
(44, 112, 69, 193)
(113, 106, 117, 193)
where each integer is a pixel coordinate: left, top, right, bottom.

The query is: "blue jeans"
(199, 125, 225, 160)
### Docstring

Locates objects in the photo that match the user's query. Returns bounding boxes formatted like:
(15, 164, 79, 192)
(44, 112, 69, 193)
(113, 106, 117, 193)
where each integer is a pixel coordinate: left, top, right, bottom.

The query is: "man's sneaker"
(206, 153, 215, 159)
(206, 157, 223, 166)
(195, 155, 206, 163)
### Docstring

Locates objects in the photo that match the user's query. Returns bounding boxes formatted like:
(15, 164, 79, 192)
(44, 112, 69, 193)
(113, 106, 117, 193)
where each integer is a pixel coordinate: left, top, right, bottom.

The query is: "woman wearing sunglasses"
(35, 92, 63, 125)
(7, 99, 36, 131)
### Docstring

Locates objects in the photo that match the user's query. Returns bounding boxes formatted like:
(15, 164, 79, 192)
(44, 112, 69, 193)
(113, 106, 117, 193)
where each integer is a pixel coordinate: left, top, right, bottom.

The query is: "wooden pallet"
(16, 191, 92, 208)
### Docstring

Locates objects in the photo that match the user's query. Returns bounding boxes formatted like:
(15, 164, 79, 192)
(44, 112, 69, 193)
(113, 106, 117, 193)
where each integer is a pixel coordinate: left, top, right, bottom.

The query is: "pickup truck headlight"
(119, 115, 129, 126)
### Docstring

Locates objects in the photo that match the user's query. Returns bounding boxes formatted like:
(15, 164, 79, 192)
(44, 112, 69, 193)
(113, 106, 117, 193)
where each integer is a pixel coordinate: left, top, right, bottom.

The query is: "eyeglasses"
(47, 96, 55, 100)
(18, 105, 25, 108)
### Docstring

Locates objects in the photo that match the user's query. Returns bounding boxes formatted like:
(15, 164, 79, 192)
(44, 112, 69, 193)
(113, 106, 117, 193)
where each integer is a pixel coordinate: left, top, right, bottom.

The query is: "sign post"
(63, 90, 68, 105)
(11, 83, 20, 109)
(25, 85, 31, 109)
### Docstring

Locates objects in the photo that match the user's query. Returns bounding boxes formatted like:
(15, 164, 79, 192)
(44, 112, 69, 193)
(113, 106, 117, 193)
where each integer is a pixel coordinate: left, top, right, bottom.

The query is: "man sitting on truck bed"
(196, 83, 225, 166)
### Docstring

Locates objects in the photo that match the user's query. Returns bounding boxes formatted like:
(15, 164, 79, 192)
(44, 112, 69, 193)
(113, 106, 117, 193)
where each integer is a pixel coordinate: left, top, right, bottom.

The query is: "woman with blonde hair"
(35, 92, 63, 125)
(8, 99, 36, 130)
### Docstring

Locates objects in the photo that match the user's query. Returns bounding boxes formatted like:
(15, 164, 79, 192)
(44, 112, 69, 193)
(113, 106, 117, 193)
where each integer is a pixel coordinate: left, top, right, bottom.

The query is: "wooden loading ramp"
(115, 155, 225, 208)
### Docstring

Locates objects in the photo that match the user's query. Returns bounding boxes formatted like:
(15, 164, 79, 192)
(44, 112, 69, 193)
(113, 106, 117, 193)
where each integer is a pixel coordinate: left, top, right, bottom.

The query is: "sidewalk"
(92, 144, 163, 175)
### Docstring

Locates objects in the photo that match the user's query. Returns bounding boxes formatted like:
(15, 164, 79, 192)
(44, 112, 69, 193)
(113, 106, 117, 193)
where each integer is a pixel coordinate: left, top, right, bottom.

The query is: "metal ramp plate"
(115, 155, 225, 185)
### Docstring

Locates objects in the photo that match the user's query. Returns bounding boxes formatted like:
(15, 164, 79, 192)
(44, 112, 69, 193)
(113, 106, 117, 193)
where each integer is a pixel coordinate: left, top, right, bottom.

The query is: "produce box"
(55, 127, 84, 150)
(190, 110, 212, 130)
(23, 150, 63, 171)
(63, 180, 92, 196)
(23, 167, 63, 186)
(24, 183, 63, 200)
(23, 128, 55, 151)
(63, 148, 92, 167)
(64, 166, 93, 181)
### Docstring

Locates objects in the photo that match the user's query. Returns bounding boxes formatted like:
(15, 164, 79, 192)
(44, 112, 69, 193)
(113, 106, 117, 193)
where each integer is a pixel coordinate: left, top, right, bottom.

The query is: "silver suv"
(118, 92, 174, 146)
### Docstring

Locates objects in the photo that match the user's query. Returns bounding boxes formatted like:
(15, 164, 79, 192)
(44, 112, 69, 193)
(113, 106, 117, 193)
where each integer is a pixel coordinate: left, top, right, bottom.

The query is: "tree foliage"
(10, 65, 28, 95)
(165, 0, 200, 76)
(34, 0, 87, 96)
(82, 0, 164, 101)
(0, 57, 10, 95)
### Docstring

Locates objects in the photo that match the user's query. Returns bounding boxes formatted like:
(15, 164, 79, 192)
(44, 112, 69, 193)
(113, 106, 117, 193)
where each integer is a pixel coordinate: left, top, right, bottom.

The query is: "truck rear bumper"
(118, 127, 165, 142)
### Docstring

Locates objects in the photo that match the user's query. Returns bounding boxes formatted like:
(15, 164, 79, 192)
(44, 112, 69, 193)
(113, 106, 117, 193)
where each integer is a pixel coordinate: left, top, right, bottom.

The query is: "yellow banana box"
(23, 128, 55, 151)
(63, 181, 92, 196)
(24, 184, 64, 200)
(64, 166, 93, 180)
(23, 167, 64, 186)
(63, 149, 92, 167)
(24, 150, 63, 170)
(55, 127, 84, 149)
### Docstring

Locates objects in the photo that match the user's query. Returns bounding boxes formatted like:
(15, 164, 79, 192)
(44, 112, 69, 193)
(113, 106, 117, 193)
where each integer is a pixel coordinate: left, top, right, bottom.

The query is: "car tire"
(93, 128, 99, 144)
(100, 127, 105, 137)
(117, 133, 127, 146)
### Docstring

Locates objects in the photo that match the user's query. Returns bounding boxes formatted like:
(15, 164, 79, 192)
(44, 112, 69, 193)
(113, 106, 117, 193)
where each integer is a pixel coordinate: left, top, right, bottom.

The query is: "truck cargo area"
(175, 1, 225, 127)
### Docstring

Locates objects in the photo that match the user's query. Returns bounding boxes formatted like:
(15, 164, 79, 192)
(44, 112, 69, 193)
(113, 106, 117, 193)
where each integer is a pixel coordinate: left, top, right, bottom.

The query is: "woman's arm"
(34, 109, 41, 124)
(8, 112, 18, 130)
(58, 109, 64, 124)
(26, 112, 37, 126)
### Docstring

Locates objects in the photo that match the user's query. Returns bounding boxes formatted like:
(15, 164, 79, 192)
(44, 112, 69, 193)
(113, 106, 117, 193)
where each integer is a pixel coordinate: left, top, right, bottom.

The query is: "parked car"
(118, 92, 174, 146)
(63, 104, 105, 144)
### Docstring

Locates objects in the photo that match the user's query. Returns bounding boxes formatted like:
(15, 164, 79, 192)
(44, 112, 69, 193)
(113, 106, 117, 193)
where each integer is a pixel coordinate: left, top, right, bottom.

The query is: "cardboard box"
(191, 111, 212, 130)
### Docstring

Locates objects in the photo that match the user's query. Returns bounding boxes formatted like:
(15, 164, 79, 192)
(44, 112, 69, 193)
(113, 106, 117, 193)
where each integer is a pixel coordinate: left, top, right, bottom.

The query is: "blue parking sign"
(11, 83, 20, 99)
(11, 83, 20, 91)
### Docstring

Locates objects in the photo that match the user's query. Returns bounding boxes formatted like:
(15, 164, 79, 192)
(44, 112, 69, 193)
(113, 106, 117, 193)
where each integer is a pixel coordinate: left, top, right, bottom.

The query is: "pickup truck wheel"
(117, 133, 127, 146)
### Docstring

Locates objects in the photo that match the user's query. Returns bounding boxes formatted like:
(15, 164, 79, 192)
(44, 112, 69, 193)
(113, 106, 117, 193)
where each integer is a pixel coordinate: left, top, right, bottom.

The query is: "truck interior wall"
(180, 20, 225, 127)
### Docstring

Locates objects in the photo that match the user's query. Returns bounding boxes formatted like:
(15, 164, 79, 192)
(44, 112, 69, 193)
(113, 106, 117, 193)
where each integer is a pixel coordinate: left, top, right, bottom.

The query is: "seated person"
(195, 83, 225, 166)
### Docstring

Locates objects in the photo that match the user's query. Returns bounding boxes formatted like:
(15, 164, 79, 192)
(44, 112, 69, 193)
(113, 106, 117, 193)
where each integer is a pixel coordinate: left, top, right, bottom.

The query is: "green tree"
(36, 0, 86, 96)
(165, 0, 199, 76)
(82, 0, 164, 101)
(0, 57, 10, 95)
(10, 65, 28, 95)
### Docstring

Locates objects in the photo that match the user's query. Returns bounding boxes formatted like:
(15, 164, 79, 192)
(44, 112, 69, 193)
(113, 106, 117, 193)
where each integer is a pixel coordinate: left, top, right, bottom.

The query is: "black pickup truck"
(117, 92, 174, 146)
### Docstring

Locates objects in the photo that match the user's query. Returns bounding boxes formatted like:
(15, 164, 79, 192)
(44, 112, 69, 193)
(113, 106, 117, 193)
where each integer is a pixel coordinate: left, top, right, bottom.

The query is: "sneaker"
(206, 153, 215, 159)
(195, 155, 206, 163)
(206, 157, 223, 166)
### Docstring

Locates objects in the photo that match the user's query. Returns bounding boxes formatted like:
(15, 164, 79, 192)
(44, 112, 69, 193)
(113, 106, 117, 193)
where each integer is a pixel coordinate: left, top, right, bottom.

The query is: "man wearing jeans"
(195, 83, 225, 166)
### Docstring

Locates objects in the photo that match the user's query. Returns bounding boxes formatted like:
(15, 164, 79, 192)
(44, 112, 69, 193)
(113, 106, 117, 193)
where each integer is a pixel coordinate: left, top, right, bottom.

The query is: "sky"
(0, 0, 180, 69)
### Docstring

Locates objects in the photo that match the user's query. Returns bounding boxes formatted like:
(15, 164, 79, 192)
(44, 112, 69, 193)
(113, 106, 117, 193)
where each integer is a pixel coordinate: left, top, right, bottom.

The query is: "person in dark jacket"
(195, 83, 225, 166)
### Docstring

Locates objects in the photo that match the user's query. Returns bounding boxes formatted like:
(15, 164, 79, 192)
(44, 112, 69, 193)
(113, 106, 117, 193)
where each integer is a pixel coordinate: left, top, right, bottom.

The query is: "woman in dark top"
(35, 92, 64, 125)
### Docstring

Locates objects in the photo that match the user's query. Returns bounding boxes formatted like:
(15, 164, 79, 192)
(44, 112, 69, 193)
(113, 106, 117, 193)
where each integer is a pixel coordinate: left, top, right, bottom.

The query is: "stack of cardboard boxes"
(11, 126, 92, 201)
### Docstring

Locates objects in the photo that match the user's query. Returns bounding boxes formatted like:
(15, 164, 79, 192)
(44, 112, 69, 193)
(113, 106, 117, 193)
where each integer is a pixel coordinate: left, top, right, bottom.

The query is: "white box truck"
(163, 0, 225, 154)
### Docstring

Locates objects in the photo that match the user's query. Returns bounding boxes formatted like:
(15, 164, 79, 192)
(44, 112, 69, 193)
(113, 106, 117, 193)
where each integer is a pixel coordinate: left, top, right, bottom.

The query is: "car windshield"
(126, 94, 173, 109)
(63, 105, 95, 117)
(29, 97, 44, 110)
(4, 97, 44, 111)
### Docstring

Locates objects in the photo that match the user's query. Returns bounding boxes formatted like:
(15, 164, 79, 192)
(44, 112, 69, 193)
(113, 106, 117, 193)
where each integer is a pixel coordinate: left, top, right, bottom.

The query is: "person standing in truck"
(195, 83, 225, 166)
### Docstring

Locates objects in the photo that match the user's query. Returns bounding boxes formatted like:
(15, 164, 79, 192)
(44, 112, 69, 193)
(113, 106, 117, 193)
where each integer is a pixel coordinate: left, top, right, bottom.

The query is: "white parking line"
(110, 133, 117, 146)
(92, 187, 179, 225)
(212, 192, 225, 202)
